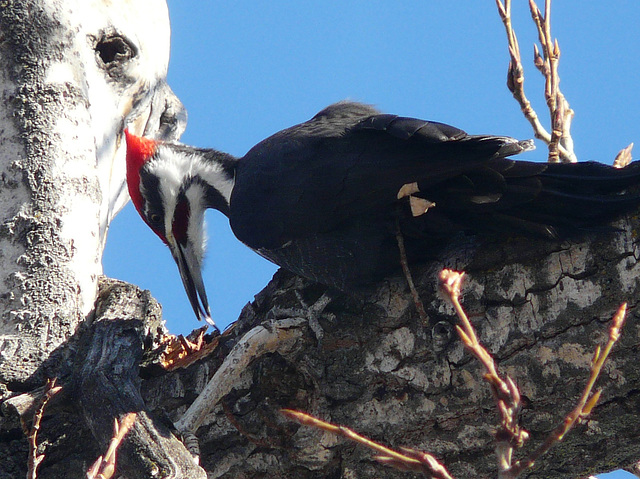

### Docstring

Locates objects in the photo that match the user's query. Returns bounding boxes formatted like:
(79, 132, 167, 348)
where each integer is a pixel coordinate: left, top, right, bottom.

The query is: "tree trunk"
(0, 1, 203, 477)
(0, 0, 182, 386)
(0, 1, 638, 478)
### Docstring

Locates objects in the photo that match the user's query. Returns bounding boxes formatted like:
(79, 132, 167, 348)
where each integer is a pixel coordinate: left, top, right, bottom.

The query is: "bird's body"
(126, 101, 640, 324)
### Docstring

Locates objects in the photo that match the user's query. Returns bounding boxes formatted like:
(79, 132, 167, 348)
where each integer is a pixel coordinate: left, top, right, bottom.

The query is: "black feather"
(154, 101, 640, 290)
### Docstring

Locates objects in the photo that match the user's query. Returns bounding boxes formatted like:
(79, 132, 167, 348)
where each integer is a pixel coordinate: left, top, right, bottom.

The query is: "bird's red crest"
(125, 130, 157, 216)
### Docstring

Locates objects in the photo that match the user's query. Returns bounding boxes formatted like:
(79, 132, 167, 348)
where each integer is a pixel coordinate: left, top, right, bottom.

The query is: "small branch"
(496, 1, 549, 148)
(495, 0, 577, 163)
(528, 0, 568, 163)
(508, 303, 627, 477)
(440, 270, 628, 478)
(395, 221, 428, 323)
(282, 409, 454, 479)
(439, 270, 528, 477)
(27, 378, 61, 479)
(175, 318, 305, 433)
(87, 413, 137, 479)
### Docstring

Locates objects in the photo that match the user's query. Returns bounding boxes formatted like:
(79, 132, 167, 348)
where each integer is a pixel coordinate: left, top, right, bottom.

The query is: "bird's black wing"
(230, 101, 533, 249)
(230, 101, 640, 252)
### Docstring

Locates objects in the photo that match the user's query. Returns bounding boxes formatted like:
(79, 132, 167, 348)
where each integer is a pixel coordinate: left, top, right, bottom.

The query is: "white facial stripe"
(143, 144, 232, 265)
(146, 145, 235, 209)
(184, 183, 207, 266)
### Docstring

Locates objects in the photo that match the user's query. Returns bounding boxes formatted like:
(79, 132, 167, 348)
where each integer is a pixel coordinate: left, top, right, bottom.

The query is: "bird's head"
(125, 130, 232, 330)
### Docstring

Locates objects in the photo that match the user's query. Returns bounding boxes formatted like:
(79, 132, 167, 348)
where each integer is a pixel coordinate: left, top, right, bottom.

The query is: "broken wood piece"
(77, 317, 206, 478)
(175, 317, 305, 434)
(160, 326, 219, 370)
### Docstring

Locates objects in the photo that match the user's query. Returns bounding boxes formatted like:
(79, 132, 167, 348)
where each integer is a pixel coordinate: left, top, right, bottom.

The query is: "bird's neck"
(151, 144, 238, 214)
(197, 148, 238, 209)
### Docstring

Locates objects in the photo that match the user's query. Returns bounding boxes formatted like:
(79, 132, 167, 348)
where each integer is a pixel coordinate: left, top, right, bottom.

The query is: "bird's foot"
(267, 291, 333, 343)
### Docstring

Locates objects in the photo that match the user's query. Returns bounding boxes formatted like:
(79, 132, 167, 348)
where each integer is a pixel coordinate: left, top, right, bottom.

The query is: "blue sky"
(103, 4, 637, 477)
(106, 2, 639, 334)
(105, 3, 639, 333)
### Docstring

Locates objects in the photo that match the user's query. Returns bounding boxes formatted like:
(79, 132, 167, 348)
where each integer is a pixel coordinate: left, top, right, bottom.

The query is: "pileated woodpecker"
(125, 101, 640, 326)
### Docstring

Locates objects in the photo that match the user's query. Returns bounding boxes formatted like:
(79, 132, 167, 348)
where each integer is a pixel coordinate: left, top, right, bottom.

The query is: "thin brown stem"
(395, 222, 428, 323)
(496, 0, 576, 163)
(439, 270, 528, 476)
(27, 378, 61, 479)
(440, 271, 627, 478)
(86, 413, 137, 479)
(507, 303, 627, 477)
(529, 0, 561, 162)
(282, 409, 455, 478)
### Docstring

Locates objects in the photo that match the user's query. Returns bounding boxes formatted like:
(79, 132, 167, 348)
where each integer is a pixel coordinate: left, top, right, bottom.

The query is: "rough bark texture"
(0, 1, 197, 476)
(1, 278, 206, 478)
(0, 0, 181, 387)
(3, 221, 637, 478)
(136, 219, 639, 479)
(0, 1, 638, 477)
(6, 222, 638, 479)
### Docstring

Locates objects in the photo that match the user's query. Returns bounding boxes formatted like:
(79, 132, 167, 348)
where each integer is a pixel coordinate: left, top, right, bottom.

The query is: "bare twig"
(176, 318, 305, 433)
(395, 222, 428, 323)
(86, 412, 137, 479)
(507, 303, 627, 477)
(440, 269, 627, 478)
(282, 409, 454, 479)
(528, 0, 567, 163)
(613, 143, 634, 168)
(496, 0, 548, 147)
(27, 378, 62, 479)
(495, 0, 577, 163)
(282, 270, 627, 478)
(439, 270, 528, 476)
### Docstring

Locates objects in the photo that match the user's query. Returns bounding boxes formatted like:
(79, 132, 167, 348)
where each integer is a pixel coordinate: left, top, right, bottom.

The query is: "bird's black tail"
(411, 157, 640, 240)
(510, 160, 640, 236)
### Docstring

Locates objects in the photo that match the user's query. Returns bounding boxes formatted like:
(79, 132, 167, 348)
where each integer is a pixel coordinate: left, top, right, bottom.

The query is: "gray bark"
(0, 0, 200, 477)
(138, 220, 639, 479)
(0, 1, 638, 478)
(2, 278, 206, 478)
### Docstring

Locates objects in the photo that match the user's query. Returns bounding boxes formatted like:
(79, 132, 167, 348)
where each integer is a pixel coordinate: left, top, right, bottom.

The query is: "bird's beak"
(171, 240, 218, 332)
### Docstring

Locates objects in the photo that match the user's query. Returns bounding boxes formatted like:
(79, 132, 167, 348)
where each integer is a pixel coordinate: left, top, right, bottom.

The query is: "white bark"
(0, 0, 183, 384)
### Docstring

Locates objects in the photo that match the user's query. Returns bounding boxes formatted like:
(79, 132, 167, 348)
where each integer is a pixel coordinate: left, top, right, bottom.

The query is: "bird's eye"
(149, 213, 162, 223)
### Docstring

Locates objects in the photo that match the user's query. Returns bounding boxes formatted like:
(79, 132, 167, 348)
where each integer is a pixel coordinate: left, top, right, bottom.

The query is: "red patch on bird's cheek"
(125, 129, 158, 217)
(172, 198, 191, 246)
(151, 226, 170, 245)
